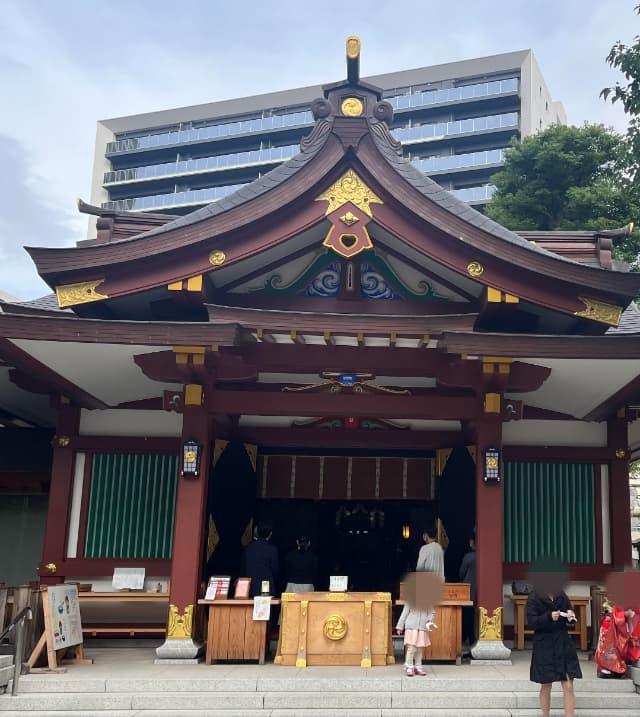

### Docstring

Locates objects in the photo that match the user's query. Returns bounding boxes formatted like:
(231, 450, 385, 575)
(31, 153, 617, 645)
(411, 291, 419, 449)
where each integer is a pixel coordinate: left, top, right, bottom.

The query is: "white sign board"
(48, 584, 83, 649)
(112, 567, 145, 591)
(329, 575, 348, 592)
(253, 596, 272, 621)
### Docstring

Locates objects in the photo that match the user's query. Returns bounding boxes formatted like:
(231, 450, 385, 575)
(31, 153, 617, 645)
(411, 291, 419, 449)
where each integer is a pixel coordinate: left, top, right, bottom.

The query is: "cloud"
(0, 135, 73, 299)
(0, 0, 636, 298)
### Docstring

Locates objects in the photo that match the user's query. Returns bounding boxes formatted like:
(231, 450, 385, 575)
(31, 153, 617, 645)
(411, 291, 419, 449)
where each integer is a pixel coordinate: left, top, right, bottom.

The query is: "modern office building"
(89, 49, 565, 227)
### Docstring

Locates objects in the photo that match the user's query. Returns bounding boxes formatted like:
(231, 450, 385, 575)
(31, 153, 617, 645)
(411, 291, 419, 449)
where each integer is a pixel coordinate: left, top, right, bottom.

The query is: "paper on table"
(112, 567, 145, 591)
(253, 596, 271, 621)
(329, 575, 348, 592)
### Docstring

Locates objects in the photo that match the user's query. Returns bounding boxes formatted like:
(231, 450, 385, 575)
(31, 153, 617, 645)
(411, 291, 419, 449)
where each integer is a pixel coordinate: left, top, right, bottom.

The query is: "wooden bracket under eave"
(483, 392, 501, 414)
(184, 384, 203, 406)
(173, 346, 206, 366)
(482, 356, 512, 376)
(168, 275, 204, 293)
(487, 287, 519, 304)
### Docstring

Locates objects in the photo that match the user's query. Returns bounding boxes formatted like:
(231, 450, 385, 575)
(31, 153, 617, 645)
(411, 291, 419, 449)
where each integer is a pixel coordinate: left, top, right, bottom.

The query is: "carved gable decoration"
(316, 170, 383, 258)
(252, 249, 449, 302)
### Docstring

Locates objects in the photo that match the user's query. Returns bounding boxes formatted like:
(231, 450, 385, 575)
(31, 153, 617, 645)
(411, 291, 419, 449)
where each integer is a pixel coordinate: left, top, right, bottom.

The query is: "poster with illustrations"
(48, 584, 83, 649)
(252, 595, 271, 621)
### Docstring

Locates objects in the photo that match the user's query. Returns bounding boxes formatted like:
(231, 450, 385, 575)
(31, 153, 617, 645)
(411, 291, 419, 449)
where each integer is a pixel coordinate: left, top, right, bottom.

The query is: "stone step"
(2, 689, 638, 712)
(11, 676, 637, 694)
(2, 710, 640, 717)
(0, 659, 12, 671)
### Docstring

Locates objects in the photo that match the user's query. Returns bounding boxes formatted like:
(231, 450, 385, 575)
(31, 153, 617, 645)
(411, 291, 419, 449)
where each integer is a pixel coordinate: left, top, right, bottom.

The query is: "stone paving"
(0, 644, 638, 716)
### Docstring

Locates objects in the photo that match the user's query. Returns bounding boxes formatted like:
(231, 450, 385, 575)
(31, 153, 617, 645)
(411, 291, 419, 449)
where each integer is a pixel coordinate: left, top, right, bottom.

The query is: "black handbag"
(512, 580, 533, 595)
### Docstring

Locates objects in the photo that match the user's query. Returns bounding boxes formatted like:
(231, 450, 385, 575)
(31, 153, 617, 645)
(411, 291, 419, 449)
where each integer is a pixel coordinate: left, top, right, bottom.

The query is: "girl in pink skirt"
(395, 603, 437, 676)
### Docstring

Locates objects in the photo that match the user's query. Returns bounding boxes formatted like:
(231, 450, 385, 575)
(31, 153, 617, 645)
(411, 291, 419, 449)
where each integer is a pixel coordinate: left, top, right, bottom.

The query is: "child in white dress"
(395, 602, 437, 676)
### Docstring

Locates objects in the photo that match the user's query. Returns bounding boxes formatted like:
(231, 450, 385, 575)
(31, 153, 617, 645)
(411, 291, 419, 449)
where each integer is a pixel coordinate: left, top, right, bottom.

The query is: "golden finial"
(346, 36, 361, 84)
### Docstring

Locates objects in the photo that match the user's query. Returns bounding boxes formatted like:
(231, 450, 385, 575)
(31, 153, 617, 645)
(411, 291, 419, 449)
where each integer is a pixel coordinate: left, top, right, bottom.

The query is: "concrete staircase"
(0, 656, 12, 695)
(0, 674, 639, 717)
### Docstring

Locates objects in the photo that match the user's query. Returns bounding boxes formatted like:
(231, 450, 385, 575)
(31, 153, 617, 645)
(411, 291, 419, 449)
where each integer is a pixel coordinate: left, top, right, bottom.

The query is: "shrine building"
(2, 38, 640, 662)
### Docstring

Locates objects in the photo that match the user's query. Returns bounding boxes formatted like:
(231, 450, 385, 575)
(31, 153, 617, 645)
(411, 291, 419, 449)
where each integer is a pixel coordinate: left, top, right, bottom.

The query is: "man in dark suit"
(243, 521, 279, 597)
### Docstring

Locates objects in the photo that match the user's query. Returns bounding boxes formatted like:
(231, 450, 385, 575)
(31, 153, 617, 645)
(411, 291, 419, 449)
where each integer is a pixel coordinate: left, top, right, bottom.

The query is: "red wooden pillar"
(156, 383, 212, 661)
(608, 415, 632, 568)
(471, 392, 510, 660)
(39, 397, 80, 586)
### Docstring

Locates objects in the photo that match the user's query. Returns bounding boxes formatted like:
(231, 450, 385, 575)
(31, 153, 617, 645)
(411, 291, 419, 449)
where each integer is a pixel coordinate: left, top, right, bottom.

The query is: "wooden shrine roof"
(17, 38, 640, 334)
(76, 199, 179, 246)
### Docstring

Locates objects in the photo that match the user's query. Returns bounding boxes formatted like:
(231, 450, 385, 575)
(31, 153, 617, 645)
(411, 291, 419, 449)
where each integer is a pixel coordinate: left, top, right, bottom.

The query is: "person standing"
(416, 524, 445, 579)
(459, 532, 476, 650)
(284, 535, 318, 593)
(527, 560, 582, 717)
(243, 521, 279, 598)
(395, 599, 436, 676)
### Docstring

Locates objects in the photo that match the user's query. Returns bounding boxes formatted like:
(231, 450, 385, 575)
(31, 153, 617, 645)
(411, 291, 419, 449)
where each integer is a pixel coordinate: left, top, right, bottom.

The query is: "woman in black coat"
(527, 589, 582, 717)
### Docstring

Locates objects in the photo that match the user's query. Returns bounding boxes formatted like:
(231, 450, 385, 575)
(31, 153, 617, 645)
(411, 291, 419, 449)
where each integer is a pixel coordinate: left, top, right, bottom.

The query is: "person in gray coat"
(395, 601, 437, 676)
(416, 524, 445, 579)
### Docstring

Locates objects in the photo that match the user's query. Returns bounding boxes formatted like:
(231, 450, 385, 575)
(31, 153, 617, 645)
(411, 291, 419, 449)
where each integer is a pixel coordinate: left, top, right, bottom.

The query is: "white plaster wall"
(80, 409, 182, 437)
(503, 420, 607, 446)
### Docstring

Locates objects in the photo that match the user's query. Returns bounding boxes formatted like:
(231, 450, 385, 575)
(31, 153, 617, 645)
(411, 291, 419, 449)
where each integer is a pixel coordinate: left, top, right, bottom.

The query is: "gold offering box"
(275, 591, 394, 667)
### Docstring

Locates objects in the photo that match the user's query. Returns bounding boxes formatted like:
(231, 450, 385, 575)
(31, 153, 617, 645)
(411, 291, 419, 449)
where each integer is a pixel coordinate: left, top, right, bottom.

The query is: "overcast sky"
(0, 0, 637, 300)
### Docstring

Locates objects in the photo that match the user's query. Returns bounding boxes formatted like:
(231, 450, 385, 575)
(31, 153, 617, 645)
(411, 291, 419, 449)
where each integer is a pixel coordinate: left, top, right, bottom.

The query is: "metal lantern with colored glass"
(182, 439, 202, 477)
(483, 446, 501, 483)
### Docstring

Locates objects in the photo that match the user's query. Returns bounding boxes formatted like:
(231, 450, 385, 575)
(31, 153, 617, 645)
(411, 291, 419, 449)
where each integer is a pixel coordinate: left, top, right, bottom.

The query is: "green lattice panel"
(504, 462, 596, 564)
(85, 453, 178, 559)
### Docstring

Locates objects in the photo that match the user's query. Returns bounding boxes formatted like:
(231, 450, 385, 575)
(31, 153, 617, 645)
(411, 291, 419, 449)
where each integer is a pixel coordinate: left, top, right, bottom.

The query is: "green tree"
(601, 3, 640, 181)
(485, 124, 640, 264)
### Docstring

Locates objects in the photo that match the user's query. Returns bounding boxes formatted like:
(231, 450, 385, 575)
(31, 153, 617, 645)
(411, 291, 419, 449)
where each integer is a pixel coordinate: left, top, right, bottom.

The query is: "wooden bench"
(510, 594, 590, 651)
(78, 592, 168, 638)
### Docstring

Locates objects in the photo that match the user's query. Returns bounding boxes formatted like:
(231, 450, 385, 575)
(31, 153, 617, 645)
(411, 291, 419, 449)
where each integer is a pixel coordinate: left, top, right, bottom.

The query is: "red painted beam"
(441, 332, 640, 359)
(227, 343, 445, 376)
(608, 418, 632, 568)
(53, 558, 171, 577)
(211, 389, 476, 420)
(137, 346, 548, 393)
(235, 427, 460, 450)
(503, 445, 611, 462)
(73, 436, 180, 452)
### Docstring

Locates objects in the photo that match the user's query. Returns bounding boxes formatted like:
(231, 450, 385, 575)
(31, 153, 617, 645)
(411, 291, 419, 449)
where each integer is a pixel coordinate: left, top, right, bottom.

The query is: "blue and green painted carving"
(254, 249, 446, 301)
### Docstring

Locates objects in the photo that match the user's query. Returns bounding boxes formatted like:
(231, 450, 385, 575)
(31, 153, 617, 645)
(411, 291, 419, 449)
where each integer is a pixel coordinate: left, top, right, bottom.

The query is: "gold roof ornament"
(466, 262, 484, 277)
(341, 97, 364, 117)
(55, 279, 108, 308)
(346, 36, 360, 60)
(346, 36, 361, 84)
(316, 169, 382, 217)
(574, 297, 623, 327)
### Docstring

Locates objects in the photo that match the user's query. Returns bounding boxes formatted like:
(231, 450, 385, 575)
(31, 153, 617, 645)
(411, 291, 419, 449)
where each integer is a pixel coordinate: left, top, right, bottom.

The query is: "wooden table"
(198, 599, 279, 664)
(275, 592, 394, 667)
(396, 584, 472, 665)
(510, 594, 590, 651)
(78, 592, 168, 637)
